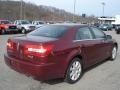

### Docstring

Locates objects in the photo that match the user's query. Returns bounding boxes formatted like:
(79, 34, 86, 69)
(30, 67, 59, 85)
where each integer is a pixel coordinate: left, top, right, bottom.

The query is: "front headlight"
(25, 26, 30, 30)
(5, 26, 9, 29)
(103, 26, 107, 28)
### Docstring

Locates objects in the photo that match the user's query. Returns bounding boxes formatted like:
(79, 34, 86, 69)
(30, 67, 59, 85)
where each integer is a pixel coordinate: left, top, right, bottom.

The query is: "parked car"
(0, 20, 18, 34)
(46, 21, 55, 24)
(14, 20, 36, 34)
(115, 24, 120, 34)
(94, 23, 100, 27)
(4, 24, 118, 84)
(32, 21, 46, 29)
(99, 23, 113, 31)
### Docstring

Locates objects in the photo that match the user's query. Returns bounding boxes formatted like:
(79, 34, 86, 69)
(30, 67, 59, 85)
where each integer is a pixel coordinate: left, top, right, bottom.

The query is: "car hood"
(3, 24, 16, 26)
(21, 24, 35, 27)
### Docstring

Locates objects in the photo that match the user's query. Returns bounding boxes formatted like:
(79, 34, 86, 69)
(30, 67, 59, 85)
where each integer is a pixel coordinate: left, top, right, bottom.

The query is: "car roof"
(50, 23, 88, 28)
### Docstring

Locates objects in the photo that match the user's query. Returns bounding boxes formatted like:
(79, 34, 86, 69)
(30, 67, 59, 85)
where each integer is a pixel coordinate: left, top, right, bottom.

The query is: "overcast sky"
(14, 0, 120, 17)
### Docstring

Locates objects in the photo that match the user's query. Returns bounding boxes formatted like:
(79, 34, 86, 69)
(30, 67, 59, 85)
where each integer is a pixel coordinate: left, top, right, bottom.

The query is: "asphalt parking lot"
(0, 31, 120, 90)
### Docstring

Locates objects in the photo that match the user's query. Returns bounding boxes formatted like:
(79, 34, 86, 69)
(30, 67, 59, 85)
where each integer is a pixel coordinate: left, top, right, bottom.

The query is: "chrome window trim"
(73, 38, 105, 42)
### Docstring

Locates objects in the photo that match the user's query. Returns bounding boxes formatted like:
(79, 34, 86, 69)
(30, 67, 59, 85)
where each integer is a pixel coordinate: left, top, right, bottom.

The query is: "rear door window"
(75, 27, 93, 40)
(91, 27, 106, 39)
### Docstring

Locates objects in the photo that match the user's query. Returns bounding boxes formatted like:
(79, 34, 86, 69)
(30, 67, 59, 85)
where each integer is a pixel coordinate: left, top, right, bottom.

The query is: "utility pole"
(73, 0, 76, 21)
(23, 2, 26, 19)
(102, 2, 105, 17)
(20, 0, 23, 19)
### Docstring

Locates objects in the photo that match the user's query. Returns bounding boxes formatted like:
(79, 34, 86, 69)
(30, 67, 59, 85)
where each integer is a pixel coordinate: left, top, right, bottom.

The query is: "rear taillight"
(24, 44, 54, 57)
(7, 39, 13, 50)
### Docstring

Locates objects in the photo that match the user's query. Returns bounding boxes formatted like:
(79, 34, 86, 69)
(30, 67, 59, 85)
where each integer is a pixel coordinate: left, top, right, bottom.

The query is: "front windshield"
(103, 24, 109, 26)
(20, 20, 30, 24)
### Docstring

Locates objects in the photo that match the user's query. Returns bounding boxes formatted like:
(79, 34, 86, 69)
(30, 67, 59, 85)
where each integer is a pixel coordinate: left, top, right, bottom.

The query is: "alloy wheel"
(69, 61, 82, 81)
(112, 47, 117, 60)
(65, 58, 83, 84)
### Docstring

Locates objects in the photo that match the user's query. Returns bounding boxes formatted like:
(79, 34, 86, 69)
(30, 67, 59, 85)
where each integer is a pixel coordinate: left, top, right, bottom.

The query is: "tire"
(65, 58, 83, 84)
(21, 28, 26, 34)
(109, 29, 112, 31)
(116, 31, 120, 34)
(18, 29, 21, 33)
(110, 46, 117, 60)
(1, 29, 5, 34)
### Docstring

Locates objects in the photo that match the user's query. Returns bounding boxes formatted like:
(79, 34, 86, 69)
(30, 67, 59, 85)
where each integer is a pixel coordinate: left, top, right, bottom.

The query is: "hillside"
(0, 0, 98, 23)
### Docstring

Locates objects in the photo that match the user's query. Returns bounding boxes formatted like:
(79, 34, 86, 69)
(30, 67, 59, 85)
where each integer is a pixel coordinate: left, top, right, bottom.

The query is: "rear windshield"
(28, 25, 68, 38)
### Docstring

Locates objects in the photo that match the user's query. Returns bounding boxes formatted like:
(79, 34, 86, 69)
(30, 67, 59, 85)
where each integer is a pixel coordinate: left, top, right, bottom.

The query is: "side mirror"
(106, 35, 112, 39)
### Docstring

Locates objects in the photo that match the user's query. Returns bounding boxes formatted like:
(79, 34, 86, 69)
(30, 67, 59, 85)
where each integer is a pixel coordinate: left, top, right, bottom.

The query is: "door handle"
(101, 39, 106, 43)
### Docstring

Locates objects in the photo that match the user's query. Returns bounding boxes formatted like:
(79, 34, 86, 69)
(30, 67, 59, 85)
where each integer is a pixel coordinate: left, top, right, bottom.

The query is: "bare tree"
(0, 0, 98, 23)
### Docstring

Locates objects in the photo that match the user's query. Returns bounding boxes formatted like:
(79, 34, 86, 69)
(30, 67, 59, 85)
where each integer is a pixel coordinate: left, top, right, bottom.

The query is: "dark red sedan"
(4, 24, 118, 84)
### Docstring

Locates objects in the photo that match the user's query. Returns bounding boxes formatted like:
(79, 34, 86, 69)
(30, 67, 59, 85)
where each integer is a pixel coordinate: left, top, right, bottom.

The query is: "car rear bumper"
(4, 54, 63, 80)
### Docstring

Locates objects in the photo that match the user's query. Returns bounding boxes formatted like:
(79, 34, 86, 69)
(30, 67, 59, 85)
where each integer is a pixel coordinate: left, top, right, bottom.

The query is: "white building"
(112, 15, 120, 25)
(98, 17, 115, 24)
(98, 15, 120, 25)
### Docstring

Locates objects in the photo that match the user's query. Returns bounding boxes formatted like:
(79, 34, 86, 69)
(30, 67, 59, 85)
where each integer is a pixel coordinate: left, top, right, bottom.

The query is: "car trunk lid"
(7, 35, 57, 64)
